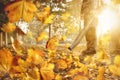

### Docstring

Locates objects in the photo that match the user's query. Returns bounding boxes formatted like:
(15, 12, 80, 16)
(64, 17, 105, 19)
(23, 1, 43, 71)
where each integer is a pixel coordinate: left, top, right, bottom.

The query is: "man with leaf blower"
(68, 0, 103, 56)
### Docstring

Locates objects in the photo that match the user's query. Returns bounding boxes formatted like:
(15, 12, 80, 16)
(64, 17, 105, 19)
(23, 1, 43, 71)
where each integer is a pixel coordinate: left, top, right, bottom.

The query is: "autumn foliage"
(4, 0, 38, 22)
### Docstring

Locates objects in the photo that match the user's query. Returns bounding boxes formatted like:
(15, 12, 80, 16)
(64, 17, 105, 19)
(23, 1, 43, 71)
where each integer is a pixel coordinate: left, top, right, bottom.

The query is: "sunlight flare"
(97, 7, 119, 37)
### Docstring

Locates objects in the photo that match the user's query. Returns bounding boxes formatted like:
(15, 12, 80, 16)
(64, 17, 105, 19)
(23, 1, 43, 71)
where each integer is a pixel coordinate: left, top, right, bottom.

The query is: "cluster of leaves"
(0, 0, 52, 34)
(0, 35, 120, 80)
(109, 55, 120, 76)
(0, 0, 81, 46)
(0, 46, 89, 80)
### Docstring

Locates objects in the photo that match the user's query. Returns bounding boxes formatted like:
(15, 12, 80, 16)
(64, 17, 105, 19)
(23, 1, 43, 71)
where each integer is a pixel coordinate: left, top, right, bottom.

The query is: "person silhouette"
(68, 0, 103, 56)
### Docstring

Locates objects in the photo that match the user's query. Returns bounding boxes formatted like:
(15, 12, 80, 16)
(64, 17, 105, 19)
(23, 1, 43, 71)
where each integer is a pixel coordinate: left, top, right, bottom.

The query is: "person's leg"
(109, 27, 120, 63)
(85, 26, 96, 54)
(82, 15, 97, 55)
(110, 27, 120, 54)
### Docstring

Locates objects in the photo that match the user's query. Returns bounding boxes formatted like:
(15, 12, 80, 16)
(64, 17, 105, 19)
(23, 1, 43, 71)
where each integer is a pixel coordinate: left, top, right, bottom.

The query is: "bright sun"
(97, 7, 119, 37)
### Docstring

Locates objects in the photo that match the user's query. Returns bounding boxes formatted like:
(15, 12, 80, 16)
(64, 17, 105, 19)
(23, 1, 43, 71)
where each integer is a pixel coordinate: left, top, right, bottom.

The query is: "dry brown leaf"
(12, 55, 21, 66)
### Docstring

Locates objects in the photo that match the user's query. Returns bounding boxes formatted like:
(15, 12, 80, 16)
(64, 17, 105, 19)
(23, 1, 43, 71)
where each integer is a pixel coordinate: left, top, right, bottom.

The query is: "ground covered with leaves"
(0, 40, 120, 80)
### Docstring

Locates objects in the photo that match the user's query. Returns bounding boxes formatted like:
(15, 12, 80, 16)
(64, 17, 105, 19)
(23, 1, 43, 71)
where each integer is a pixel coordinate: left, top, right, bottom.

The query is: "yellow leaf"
(84, 56, 93, 64)
(27, 49, 44, 65)
(5, 0, 38, 22)
(36, 32, 48, 42)
(0, 48, 13, 72)
(11, 58, 28, 73)
(40, 62, 55, 80)
(68, 68, 88, 80)
(56, 59, 68, 69)
(11, 38, 23, 55)
(66, 54, 73, 66)
(73, 75, 88, 80)
(60, 35, 66, 41)
(55, 74, 62, 80)
(114, 55, 120, 66)
(96, 66, 105, 80)
(11, 66, 23, 73)
(44, 14, 55, 24)
(1, 22, 16, 33)
(36, 12, 44, 22)
(36, 6, 50, 23)
(65, 43, 70, 48)
(46, 36, 59, 51)
(18, 58, 30, 69)
(28, 67, 40, 80)
(79, 65, 89, 76)
(109, 65, 119, 76)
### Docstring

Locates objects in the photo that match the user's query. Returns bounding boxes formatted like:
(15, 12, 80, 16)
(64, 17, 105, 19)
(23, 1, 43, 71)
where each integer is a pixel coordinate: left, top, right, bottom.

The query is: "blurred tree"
(112, 0, 120, 4)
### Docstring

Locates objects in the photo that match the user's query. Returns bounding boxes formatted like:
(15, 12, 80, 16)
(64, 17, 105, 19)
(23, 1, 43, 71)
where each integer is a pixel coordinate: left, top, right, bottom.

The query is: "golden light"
(104, 0, 112, 5)
(97, 7, 119, 37)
